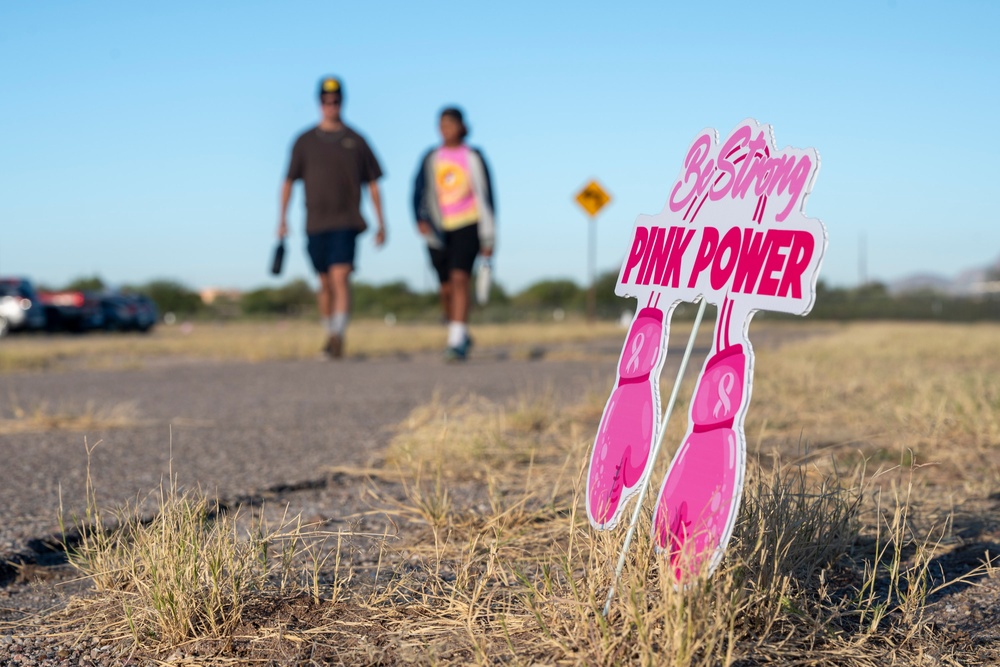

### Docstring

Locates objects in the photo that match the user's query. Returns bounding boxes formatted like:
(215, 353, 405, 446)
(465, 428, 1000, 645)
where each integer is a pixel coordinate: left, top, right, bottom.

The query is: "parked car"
(131, 293, 159, 333)
(98, 293, 158, 332)
(99, 293, 139, 331)
(39, 289, 104, 332)
(0, 277, 48, 336)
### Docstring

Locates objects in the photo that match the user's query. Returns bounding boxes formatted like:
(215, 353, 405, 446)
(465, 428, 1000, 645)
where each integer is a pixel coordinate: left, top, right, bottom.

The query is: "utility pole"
(859, 231, 868, 286)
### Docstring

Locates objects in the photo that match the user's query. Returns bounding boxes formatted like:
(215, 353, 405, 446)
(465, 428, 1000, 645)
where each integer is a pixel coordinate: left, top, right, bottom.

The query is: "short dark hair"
(440, 106, 468, 139)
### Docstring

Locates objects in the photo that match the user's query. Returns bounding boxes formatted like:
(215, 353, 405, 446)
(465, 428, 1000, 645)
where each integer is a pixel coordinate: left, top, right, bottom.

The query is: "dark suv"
(99, 293, 158, 333)
(100, 294, 139, 331)
(131, 294, 158, 332)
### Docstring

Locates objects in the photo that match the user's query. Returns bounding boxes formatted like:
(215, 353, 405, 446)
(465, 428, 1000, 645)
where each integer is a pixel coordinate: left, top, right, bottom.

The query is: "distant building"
(199, 288, 242, 305)
(970, 280, 1000, 295)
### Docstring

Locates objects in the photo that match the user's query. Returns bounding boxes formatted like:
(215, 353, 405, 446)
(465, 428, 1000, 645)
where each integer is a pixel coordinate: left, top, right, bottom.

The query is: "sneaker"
(444, 337, 469, 362)
(324, 334, 343, 359)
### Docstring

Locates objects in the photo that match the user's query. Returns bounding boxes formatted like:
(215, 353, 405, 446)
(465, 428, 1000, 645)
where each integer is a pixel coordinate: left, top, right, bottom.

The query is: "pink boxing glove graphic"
(587, 304, 667, 529)
(650, 292, 761, 583)
(652, 335, 748, 581)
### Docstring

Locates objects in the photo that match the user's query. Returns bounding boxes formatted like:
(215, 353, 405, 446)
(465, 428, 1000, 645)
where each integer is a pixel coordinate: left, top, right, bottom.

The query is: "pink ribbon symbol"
(713, 371, 735, 420)
(625, 332, 646, 375)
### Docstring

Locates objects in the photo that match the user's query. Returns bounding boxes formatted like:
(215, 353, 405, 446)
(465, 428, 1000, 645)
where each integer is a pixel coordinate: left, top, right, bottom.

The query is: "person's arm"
(278, 179, 293, 239)
(413, 152, 432, 236)
(368, 180, 386, 246)
(479, 151, 496, 216)
(476, 149, 495, 257)
(280, 136, 304, 239)
(356, 134, 386, 246)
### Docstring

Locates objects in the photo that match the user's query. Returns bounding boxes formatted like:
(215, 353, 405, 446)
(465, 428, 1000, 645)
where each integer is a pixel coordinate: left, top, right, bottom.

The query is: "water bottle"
(476, 259, 492, 305)
(270, 241, 285, 275)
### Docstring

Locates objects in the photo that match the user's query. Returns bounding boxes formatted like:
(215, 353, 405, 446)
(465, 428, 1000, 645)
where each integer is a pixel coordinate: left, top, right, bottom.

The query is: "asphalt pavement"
(0, 347, 628, 563)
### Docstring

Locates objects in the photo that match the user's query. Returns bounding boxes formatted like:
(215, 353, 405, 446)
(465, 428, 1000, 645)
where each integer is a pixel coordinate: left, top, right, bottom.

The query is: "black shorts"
(428, 224, 480, 284)
(307, 229, 359, 273)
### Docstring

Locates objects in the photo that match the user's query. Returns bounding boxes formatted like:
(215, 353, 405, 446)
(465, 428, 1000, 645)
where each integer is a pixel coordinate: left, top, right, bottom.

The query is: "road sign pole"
(587, 214, 597, 322)
(573, 179, 611, 323)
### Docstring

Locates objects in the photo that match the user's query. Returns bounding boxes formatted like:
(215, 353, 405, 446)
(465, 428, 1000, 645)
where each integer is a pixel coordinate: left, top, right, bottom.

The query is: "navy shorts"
(428, 224, 481, 284)
(307, 229, 359, 273)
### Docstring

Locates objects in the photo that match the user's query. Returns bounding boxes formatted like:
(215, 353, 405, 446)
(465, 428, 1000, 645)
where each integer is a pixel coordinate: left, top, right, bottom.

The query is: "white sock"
(447, 321, 467, 347)
(331, 312, 349, 336)
(323, 316, 335, 334)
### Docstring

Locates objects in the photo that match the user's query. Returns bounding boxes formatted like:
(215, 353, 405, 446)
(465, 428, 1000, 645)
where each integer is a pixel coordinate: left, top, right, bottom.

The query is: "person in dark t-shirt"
(278, 76, 386, 358)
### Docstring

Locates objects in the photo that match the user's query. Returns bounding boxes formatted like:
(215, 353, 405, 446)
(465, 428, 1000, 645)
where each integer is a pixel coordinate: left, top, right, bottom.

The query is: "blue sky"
(2, 1, 998, 294)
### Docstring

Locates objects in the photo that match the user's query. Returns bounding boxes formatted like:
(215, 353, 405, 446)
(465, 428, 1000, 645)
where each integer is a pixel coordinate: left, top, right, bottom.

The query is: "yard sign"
(586, 118, 827, 583)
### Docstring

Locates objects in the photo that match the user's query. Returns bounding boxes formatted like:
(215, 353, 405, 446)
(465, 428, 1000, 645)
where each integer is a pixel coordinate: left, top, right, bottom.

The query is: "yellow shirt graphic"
(434, 147, 478, 230)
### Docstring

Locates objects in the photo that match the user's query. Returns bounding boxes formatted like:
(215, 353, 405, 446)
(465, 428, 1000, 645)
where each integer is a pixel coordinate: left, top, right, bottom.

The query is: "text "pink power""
(622, 225, 815, 299)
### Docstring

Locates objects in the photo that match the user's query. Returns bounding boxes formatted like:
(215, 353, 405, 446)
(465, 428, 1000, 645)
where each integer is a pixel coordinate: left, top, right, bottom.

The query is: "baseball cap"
(318, 76, 344, 99)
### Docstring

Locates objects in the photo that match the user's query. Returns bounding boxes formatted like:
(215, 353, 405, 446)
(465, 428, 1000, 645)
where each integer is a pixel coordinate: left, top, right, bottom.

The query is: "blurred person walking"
(412, 107, 495, 361)
(278, 76, 386, 358)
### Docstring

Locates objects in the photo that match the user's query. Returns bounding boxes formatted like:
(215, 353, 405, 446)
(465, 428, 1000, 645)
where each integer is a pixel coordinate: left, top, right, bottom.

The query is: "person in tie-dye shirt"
(413, 107, 496, 361)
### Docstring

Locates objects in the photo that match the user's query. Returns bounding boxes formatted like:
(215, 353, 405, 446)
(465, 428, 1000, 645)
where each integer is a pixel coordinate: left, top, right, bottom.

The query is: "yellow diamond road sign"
(575, 180, 611, 217)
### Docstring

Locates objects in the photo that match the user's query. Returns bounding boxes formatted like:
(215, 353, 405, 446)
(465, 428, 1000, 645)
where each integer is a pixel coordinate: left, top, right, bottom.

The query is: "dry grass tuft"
(52, 445, 355, 657)
(363, 391, 981, 666)
(0, 395, 142, 433)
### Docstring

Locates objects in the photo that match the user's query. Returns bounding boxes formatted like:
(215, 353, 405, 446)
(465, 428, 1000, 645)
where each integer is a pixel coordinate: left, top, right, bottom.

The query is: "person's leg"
(330, 263, 352, 316)
(449, 270, 471, 323)
(439, 282, 452, 322)
(309, 232, 338, 347)
(315, 271, 340, 356)
(445, 226, 480, 356)
(428, 246, 451, 323)
(447, 268, 471, 347)
(323, 263, 351, 357)
(317, 272, 334, 319)
(327, 227, 360, 358)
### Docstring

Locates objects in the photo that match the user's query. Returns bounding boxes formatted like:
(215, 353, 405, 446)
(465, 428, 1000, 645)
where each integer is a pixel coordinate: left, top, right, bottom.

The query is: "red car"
(39, 289, 105, 332)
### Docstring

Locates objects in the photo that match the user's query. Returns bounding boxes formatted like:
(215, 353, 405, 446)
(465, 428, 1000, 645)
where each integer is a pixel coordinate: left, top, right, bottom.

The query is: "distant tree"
(242, 279, 316, 316)
(855, 281, 890, 299)
(593, 270, 622, 315)
(204, 293, 243, 320)
(512, 279, 583, 310)
(350, 282, 380, 315)
(485, 280, 510, 306)
(371, 281, 415, 313)
(276, 279, 316, 313)
(63, 275, 105, 292)
(138, 280, 202, 316)
(240, 288, 278, 315)
(353, 281, 438, 317)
